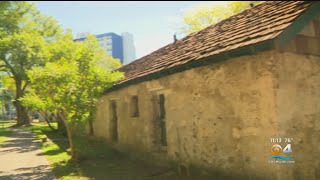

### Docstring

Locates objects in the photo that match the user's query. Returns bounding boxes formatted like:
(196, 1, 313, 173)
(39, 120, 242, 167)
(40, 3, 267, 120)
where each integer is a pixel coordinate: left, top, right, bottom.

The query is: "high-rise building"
(122, 32, 136, 65)
(74, 32, 136, 65)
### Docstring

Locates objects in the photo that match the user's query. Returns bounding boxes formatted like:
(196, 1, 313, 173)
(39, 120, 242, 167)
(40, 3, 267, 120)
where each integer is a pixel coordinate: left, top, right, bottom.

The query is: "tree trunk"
(56, 112, 66, 133)
(88, 111, 94, 136)
(40, 111, 57, 131)
(15, 103, 30, 126)
(14, 79, 30, 126)
(58, 110, 76, 160)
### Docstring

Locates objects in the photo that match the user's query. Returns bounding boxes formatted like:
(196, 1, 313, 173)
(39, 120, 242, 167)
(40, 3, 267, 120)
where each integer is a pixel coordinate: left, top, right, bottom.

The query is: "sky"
(31, 1, 217, 59)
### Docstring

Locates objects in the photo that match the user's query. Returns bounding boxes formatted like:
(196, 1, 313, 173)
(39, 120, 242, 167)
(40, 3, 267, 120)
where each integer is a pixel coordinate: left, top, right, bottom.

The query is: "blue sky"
(31, 1, 214, 59)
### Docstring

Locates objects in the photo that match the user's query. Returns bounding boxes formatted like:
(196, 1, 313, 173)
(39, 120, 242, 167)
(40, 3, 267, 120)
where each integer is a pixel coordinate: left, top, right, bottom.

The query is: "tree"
(2, 75, 18, 119)
(0, 2, 32, 37)
(0, 2, 61, 126)
(180, 1, 262, 34)
(0, 84, 14, 119)
(21, 34, 124, 159)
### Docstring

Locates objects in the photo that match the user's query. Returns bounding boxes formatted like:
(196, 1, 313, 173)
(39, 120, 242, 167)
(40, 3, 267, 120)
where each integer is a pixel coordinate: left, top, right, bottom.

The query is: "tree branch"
(6, 71, 14, 78)
(22, 81, 29, 92)
(2, 57, 17, 78)
(40, 110, 57, 131)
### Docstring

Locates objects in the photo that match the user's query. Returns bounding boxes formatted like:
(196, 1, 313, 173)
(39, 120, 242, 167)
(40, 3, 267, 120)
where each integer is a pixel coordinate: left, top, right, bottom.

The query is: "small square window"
(130, 96, 139, 117)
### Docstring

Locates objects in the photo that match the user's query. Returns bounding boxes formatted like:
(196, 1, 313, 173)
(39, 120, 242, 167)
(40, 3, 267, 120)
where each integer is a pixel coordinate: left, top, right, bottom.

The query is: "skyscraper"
(74, 32, 136, 65)
(122, 32, 136, 65)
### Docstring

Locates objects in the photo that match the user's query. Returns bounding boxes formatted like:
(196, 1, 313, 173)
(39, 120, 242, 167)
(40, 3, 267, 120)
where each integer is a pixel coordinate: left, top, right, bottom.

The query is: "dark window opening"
(131, 95, 139, 117)
(110, 100, 118, 142)
(159, 94, 165, 119)
(158, 94, 167, 146)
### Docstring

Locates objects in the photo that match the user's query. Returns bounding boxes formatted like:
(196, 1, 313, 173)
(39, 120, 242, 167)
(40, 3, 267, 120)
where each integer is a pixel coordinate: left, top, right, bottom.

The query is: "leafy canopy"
(21, 34, 124, 130)
(0, 1, 64, 125)
(180, 1, 262, 34)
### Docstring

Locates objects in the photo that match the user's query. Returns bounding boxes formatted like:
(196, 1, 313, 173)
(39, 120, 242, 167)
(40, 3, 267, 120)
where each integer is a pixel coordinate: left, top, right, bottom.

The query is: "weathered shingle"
(117, 1, 316, 86)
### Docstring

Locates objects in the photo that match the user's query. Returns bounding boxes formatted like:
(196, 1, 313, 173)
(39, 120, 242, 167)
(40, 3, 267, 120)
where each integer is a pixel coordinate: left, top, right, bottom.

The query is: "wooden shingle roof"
(110, 1, 319, 91)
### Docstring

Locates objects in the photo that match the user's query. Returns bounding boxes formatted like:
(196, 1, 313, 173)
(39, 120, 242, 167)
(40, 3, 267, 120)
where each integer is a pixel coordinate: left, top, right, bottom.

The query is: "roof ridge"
(112, 1, 316, 90)
(120, 1, 269, 69)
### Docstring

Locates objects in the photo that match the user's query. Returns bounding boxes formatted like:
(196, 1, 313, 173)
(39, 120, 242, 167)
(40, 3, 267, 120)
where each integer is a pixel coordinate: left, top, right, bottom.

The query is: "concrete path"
(0, 128, 55, 180)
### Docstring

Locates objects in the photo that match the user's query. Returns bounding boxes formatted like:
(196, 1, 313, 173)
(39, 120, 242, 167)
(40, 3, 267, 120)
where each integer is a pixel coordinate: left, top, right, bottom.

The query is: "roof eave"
(104, 39, 275, 94)
(104, 1, 320, 94)
(275, 1, 320, 49)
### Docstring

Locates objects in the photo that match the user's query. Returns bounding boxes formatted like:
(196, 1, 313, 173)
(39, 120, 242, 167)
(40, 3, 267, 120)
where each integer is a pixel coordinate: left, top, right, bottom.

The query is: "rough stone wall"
(93, 14, 320, 180)
(95, 50, 280, 179)
(273, 16, 320, 180)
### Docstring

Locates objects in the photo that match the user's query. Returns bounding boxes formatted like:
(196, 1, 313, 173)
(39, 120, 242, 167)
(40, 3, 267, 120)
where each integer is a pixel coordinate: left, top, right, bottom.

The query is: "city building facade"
(74, 32, 136, 65)
(122, 32, 136, 65)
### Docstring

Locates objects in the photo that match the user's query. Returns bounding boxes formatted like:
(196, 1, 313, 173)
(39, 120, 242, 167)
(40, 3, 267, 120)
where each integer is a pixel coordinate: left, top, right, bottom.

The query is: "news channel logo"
(268, 138, 295, 164)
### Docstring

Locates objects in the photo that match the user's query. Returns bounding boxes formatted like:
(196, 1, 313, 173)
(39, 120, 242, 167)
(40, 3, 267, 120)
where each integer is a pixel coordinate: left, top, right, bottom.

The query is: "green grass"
(28, 122, 181, 180)
(27, 122, 83, 180)
(0, 120, 16, 145)
(28, 122, 125, 180)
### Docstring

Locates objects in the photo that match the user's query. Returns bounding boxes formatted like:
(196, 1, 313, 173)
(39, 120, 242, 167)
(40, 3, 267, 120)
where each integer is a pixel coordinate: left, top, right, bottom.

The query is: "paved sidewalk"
(0, 128, 55, 180)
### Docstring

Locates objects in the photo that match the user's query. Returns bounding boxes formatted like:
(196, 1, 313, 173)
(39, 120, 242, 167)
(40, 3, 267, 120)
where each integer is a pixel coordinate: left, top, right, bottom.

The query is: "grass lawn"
(0, 120, 16, 146)
(28, 121, 181, 180)
(27, 122, 82, 180)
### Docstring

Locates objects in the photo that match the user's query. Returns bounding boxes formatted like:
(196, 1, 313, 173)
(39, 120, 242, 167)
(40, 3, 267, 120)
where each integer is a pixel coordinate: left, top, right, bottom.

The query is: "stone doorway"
(110, 100, 118, 142)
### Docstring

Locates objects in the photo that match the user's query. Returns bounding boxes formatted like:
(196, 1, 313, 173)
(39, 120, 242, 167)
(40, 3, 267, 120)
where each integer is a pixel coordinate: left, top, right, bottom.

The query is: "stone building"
(93, 1, 320, 179)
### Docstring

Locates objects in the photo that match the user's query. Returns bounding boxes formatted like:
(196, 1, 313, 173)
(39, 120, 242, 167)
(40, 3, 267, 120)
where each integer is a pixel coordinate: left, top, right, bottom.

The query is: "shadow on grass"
(0, 128, 11, 138)
(72, 136, 181, 180)
(37, 148, 65, 156)
(0, 121, 16, 145)
(42, 132, 179, 179)
(50, 160, 82, 179)
(33, 126, 69, 151)
(32, 124, 182, 179)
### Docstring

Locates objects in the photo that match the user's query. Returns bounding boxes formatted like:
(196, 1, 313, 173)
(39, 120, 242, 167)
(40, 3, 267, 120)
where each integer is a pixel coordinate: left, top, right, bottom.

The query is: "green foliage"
(180, 1, 262, 34)
(0, 1, 63, 125)
(1, 31, 49, 79)
(0, 1, 123, 157)
(18, 93, 46, 111)
(0, 2, 33, 37)
(0, 2, 61, 37)
(0, 120, 15, 145)
(0, 1, 61, 78)
(21, 33, 124, 132)
(3, 75, 15, 92)
(1, 1, 123, 158)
